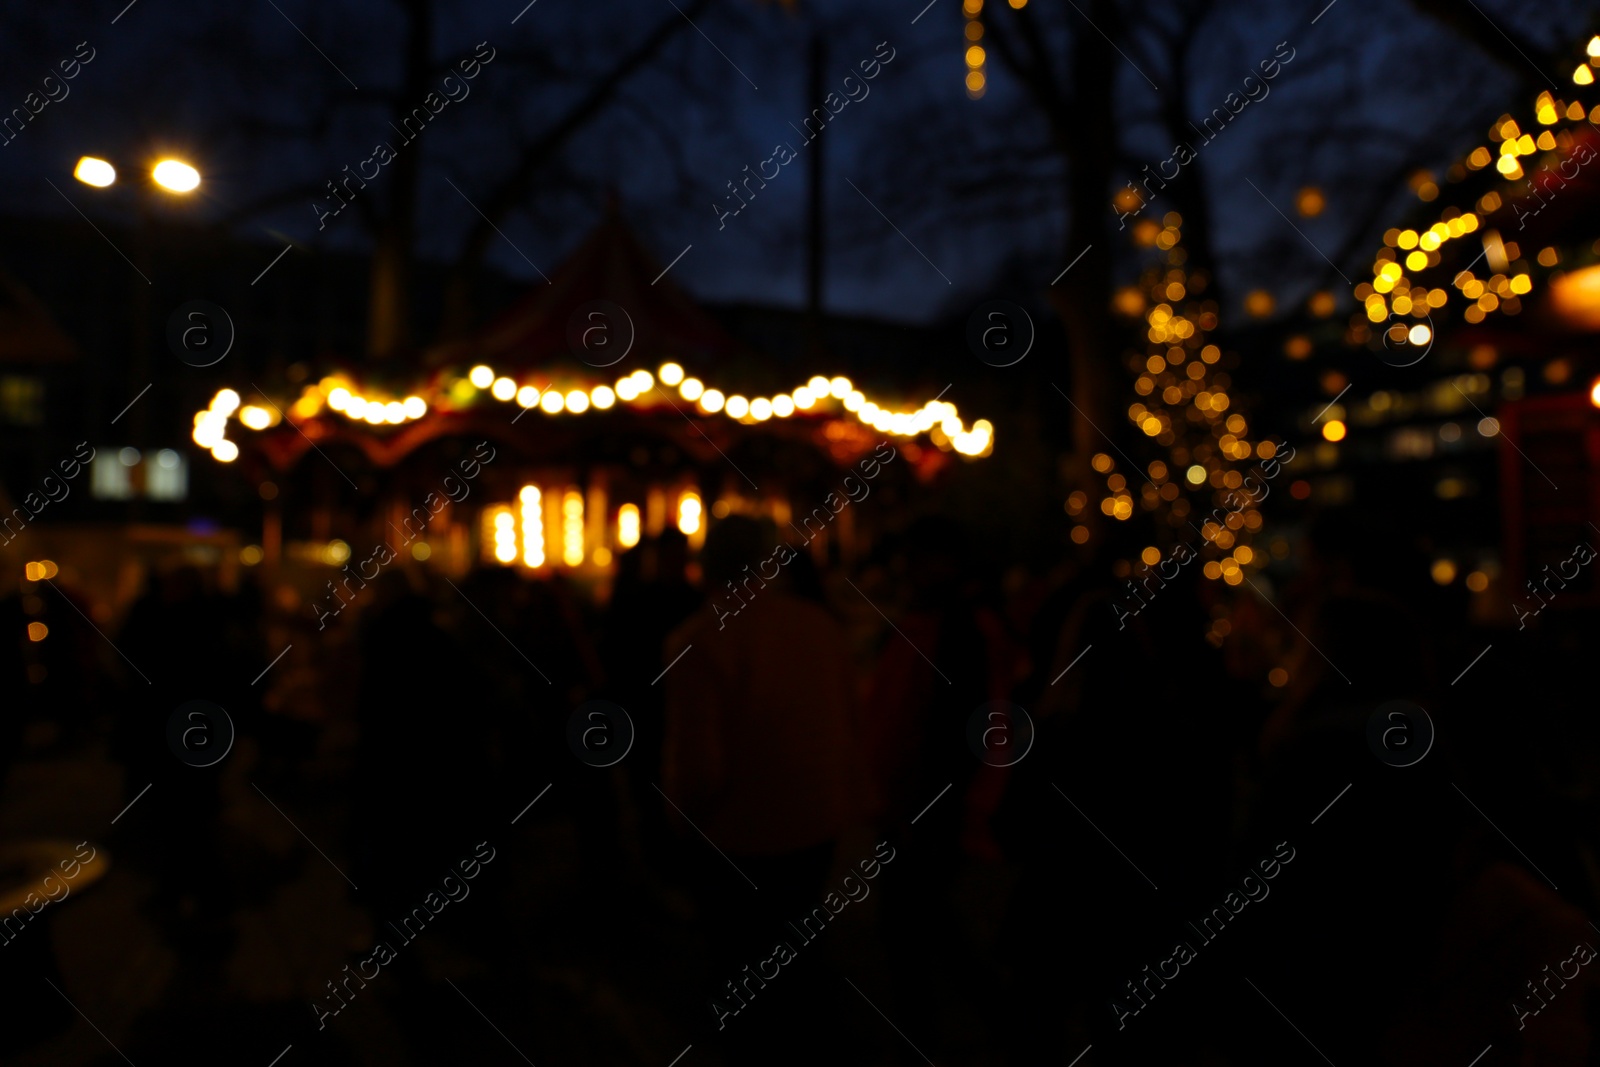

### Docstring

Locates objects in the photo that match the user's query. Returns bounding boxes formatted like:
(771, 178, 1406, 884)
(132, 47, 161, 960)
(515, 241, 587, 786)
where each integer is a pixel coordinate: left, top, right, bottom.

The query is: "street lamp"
(73, 154, 201, 194)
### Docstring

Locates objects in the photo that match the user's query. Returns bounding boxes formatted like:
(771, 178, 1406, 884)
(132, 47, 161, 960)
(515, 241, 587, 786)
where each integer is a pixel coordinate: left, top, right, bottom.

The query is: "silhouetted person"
(662, 515, 865, 1067)
(601, 529, 700, 876)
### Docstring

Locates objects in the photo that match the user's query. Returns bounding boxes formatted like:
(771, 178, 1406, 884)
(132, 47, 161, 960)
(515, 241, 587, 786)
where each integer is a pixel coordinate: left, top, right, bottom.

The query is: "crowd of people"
(1, 508, 1598, 1065)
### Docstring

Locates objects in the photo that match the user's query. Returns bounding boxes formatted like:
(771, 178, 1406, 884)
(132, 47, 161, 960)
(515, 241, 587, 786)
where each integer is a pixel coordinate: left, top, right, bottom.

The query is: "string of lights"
(1071, 212, 1282, 592)
(193, 364, 993, 463)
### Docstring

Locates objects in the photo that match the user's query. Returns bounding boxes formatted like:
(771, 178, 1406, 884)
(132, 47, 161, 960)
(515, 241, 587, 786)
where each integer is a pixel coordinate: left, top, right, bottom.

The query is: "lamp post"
(71, 154, 202, 511)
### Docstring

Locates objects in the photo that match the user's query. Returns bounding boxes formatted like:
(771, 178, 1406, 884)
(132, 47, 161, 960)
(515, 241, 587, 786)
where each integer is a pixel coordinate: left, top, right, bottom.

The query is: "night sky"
(0, 0, 1589, 320)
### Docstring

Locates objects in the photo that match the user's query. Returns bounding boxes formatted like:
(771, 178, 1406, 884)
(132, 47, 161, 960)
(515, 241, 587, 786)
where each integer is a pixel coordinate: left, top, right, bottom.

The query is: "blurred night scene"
(2, 1, 1600, 1064)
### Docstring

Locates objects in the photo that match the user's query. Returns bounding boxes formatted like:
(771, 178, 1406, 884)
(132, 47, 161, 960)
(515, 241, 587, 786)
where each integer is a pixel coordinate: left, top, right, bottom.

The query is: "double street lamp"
(73, 154, 200, 194)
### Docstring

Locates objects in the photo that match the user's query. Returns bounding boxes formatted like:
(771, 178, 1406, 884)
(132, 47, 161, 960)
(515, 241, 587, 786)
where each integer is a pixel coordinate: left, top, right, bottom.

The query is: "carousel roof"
(191, 213, 993, 471)
(427, 209, 745, 370)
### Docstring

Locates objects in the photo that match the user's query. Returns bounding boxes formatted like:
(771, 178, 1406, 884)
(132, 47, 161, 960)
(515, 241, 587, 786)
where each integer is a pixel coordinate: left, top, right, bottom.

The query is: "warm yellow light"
(1576, 64, 1595, 86)
(1590, 377, 1600, 408)
(772, 395, 795, 417)
(212, 440, 239, 462)
(384, 401, 405, 423)
(965, 71, 985, 93)
(541, 390, 565, 414)
(830, 376, 852, 399)
(1407, 324, 1431, 346)
(1589, 35, 1600, 58)
(1186, 465, 1206, 485)
(1466, 571, 1489, 592)
(615, 378, 639, 402)
(27, 622, 47, 642)
(725, 395, 749, 419)
(659, 362, 685, 386)
(346, 396, 369, 419)
(1296, 187, 1325, 217)
(152, 159, 200, 193)
(793, 387, 816, 409)
(808, 376, 830, 395)
(517, 385, 540, 408)
(563, 490, 585, 567)
(699, 389, 725, 413)
(1431, 559, 1457, 585)
(843, 390, 865, 412)
(566, 389, 590, 414)
(1322, 419, 1347, 442)
(679, 377, 704, 401)
(632, 369, 654, 389)
(521, 486, 544, 567)
(213, 388, 241, 416)
(677, 492, 702, 536)
(618, 503, 641, 549)
(403, 396, 426, 419)
(327, 388, 351, 411)
(750, 397, 773, 421)
(74, 156, 116, 187)
(965, 45, 985, 68)
(489, 377, 516, 401)
(591, 385, 616, 409)
(494, 540, 518, 564)
(239, 405, 271, 430)
(469, 365, 494, 388)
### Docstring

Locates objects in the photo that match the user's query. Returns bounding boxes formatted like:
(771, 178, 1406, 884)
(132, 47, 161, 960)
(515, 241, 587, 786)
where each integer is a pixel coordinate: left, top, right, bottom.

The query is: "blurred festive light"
(1466, 570, 1489, 592)
(469, 365, 495, 388)
(679, 377, 704, 402)
(659, 363, 685, 386)
(725, 395, 749, 419)
(239, 405, 271, 430)
(541, 390, 564, 414)
(566, 389, 590, 414)
(562, 490, 584, 567)
(750, 397, 773, 421)
(677, 492, 702, 536)
(1268, 668, 1288, 687)
(212, 440, 239, 462)
(74, 156, 116, 187)
(591, 385, 616, 409)
(1295, 187, 1325, 217)
(772, 394, 795, 417)
(699, 389, 726, 413)
(517, 385, 540, 408)
(518, 487, 544, 567)
(491, 377, 517, 401)
(618, 503, 641, 549)
(28, 622, 47, 642)
(151, 159, 200, 193)
(1431, 559, 1457, 585)
(403, 396, 427, 419)
(1322, 419, 1347, 442)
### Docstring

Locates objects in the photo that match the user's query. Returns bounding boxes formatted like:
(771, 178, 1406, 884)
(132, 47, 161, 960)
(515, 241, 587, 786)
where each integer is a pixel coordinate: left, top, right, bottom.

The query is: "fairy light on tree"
(1080, 209, 1280, 588)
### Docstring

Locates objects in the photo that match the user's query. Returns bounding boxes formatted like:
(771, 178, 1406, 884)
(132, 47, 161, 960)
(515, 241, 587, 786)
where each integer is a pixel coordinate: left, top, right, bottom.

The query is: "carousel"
(189, 213, 993, 587)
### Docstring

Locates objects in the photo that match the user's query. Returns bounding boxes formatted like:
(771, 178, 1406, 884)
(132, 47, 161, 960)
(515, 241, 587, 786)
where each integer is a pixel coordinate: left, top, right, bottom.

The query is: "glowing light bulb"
(469, 365, 494, 388)
(659, 363, 684, 386)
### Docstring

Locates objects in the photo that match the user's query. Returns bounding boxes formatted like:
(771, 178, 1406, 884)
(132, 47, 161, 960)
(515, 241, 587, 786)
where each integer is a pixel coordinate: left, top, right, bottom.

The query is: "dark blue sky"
(0, 0, 1588, 324)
